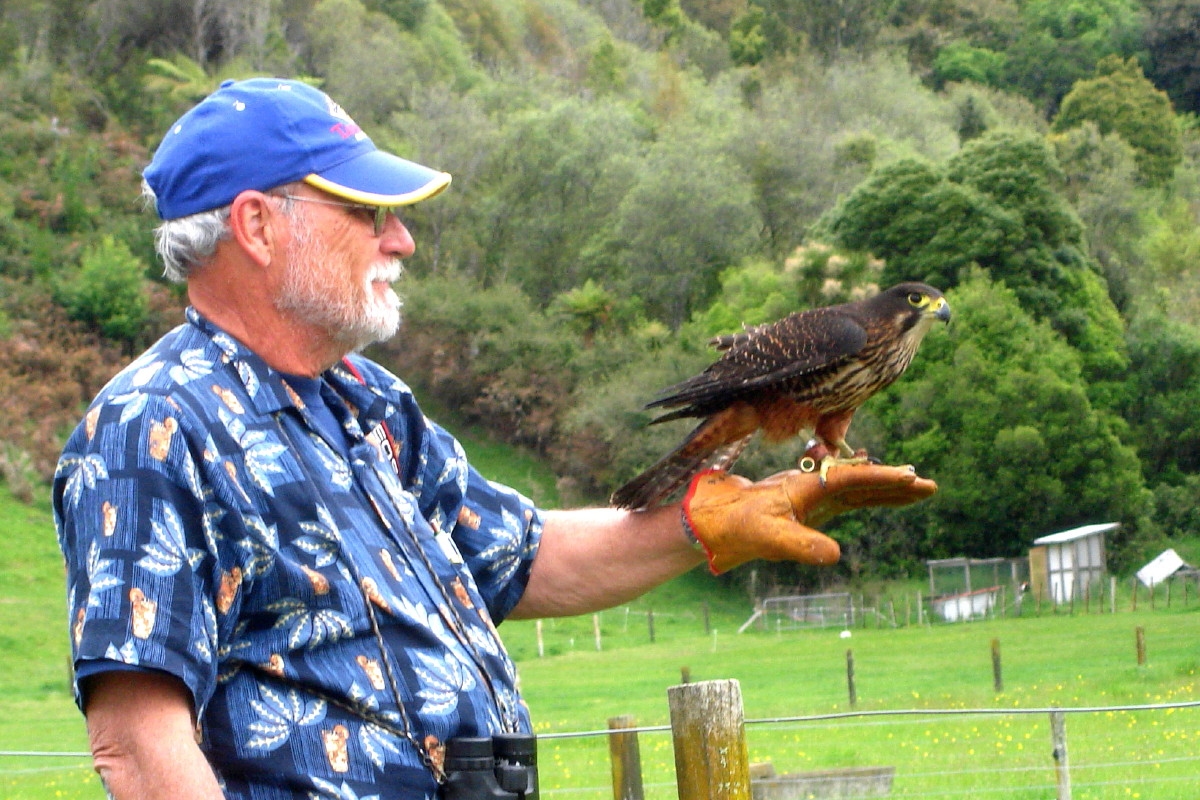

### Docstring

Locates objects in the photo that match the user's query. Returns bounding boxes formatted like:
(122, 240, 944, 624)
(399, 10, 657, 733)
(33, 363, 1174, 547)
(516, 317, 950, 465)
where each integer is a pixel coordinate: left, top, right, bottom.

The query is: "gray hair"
(140, 181, 301, 283)
(141, 180, 232, 282)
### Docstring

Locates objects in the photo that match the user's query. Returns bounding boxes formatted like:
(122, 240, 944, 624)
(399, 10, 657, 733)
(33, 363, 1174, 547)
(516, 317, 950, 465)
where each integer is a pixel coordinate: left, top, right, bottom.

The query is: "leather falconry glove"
(682, 463, 938, 575)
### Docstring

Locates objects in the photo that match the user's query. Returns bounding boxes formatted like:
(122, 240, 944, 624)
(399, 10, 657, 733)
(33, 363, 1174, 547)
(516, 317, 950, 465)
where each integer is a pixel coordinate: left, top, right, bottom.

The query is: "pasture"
(2, 479, 1197, 798)
(509, 608, 1199, 798)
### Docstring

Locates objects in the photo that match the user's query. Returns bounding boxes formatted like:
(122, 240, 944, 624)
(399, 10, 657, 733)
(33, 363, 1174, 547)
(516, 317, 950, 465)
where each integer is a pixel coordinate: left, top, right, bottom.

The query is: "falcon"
(611, 282, 951, 509)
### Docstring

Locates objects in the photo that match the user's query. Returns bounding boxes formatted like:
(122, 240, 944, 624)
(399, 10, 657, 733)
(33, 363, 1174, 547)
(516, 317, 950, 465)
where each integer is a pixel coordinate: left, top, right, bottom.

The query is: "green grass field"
(0, 485, 99, 800)
(3, 474, 1197, 799)
(508, 608, 1199, 798)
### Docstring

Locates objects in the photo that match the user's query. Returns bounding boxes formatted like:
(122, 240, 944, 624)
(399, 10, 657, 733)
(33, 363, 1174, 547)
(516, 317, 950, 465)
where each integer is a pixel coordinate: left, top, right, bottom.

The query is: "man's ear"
(227, 191, 279, 268)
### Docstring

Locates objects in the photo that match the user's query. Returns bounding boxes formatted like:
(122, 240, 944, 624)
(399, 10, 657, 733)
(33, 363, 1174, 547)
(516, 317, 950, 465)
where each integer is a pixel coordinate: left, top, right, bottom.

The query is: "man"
(53, 78, 935, 799)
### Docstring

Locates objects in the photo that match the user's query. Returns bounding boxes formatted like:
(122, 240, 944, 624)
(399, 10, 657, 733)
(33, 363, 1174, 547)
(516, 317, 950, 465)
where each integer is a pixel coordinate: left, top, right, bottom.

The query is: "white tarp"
(1137, 549, 1188, 587)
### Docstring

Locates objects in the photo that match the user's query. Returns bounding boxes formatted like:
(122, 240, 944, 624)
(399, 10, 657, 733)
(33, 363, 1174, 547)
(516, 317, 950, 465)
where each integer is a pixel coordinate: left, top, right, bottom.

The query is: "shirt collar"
(184, 306, 396, 433)
(184, 306, 321, 416)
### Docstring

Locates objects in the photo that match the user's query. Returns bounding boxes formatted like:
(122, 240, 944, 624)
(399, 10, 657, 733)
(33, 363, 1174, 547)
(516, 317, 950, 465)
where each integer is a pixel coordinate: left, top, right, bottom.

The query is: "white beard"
(275, 211, 404, 351)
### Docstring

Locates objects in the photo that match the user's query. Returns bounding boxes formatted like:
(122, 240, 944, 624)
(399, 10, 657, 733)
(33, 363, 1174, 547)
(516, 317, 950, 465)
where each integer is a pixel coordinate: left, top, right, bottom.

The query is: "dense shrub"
(56, 235, 151, 346)
(0, 285, 131, 482)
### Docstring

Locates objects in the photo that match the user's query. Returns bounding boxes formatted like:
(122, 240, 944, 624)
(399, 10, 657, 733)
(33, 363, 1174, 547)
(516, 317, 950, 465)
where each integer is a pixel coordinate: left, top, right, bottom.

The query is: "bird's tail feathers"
(610, 428, 752, 510)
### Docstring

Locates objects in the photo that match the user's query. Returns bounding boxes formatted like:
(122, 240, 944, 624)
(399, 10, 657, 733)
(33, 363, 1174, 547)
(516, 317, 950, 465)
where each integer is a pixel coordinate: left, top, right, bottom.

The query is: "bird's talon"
(818, 457, 834, 487)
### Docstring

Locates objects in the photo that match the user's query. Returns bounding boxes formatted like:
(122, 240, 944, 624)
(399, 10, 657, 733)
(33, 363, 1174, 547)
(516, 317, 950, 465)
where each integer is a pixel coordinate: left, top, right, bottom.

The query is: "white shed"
(1029, 522, 1117, 604)
(1136, 549, 1190, 588)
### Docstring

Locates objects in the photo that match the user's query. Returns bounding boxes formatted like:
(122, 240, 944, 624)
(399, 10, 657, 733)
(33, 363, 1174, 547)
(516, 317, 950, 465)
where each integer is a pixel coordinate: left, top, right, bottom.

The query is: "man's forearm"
(85, 671, 225, 800)
(509, 504, 704, 619)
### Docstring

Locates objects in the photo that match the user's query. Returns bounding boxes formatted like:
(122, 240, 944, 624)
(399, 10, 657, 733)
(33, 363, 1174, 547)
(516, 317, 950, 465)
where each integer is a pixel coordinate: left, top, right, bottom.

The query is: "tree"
(142, 54, 280, 109)
(862, 272, 1148, 564)
(750, 0, 886, 60)
(728, 6, 767, 66)
(306, 0, 423, 122)
(387, 85, 497, 275)
(1001, 0, 1144, 113)
(550, 280, 621, 347)
(1049, 121, 1143, 309)
(884, 0, 1019, 81)
(1053, 56, 1183, 186)
(593, 136, 761, 327)
(931, 41, 1006, 88)
(825, 130, 1128, 400)
(585, 38, 626, 94)
(1122, 310, 1200, 485)
(469, 96, 646, 301)
(1142, 0, 1200, 115)
(732, 56, 959, 257)
(87, 0, 275, 73)
(365, 0, 428, 30)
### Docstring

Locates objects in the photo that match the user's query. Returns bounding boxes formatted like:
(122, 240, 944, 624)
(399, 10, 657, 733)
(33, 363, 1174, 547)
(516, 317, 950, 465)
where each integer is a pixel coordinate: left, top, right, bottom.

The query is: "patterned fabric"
(54, 307, 543, 799)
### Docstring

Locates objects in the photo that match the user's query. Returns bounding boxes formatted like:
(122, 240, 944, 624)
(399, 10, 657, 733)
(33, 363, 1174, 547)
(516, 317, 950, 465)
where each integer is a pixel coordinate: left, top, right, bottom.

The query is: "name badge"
(365, 423, 399, 473)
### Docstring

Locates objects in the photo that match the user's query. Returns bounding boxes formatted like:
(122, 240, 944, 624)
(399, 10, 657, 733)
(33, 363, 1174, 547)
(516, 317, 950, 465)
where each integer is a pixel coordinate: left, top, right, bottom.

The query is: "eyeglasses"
(276, 194, 399, 236)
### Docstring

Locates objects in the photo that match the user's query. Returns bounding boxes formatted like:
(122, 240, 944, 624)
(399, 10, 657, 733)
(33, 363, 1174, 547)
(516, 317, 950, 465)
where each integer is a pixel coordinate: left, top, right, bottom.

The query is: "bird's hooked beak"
(930, 296, 951, 324)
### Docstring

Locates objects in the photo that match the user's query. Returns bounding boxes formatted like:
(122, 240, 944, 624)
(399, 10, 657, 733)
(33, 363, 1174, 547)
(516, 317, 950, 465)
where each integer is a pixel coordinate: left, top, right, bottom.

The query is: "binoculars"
(441, 733, 538, 800)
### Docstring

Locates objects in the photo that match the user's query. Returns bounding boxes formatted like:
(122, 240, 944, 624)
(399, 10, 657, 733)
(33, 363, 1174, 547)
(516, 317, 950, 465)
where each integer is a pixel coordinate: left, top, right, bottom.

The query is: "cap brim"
(305, 149, 451, 206)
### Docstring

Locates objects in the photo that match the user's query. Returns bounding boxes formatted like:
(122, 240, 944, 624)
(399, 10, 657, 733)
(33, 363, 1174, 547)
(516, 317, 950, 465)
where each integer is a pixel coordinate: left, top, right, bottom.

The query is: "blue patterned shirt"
(53, 307, 543, 799)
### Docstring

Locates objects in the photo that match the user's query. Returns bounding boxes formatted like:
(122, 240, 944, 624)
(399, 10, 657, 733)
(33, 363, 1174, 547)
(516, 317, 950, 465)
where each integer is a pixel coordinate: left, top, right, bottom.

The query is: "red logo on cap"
(330, 122, 362, 139)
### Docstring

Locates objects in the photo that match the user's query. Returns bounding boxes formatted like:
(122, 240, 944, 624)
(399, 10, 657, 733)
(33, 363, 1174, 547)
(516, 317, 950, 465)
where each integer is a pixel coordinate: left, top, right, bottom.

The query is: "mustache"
(369, 260, 404, 284)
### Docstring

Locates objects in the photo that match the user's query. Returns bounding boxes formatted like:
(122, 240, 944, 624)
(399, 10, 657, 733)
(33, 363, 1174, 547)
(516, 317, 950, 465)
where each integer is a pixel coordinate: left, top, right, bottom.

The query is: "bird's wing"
(648, 309, 868, 414)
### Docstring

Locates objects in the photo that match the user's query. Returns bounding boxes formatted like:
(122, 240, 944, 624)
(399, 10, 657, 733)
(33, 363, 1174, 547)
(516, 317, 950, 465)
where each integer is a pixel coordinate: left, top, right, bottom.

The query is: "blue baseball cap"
(144, 78, 451, 220)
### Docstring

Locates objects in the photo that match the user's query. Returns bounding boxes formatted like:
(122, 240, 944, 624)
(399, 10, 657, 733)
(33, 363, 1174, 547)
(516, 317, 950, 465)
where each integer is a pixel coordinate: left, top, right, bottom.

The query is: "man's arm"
(84, 670, 224, 800)
(509, 464, 937, 619)
(509, 503, 702, 619)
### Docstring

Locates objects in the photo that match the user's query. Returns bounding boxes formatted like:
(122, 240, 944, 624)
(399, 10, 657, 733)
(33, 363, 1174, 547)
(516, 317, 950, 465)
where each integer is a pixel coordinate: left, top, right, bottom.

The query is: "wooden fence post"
(991, 638, 1003, 693)
(667, 679, 752, 800)
(846, 649, 858, 708)
(1050, 710, 1071, 800)
(647, 610, 656, 643)
(608, 715, 645, 800)
(1135, 626, 1146, 666)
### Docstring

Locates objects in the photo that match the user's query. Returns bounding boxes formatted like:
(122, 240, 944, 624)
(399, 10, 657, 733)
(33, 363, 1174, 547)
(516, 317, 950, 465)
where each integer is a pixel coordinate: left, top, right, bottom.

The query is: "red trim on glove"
(682, 469, 724, 575)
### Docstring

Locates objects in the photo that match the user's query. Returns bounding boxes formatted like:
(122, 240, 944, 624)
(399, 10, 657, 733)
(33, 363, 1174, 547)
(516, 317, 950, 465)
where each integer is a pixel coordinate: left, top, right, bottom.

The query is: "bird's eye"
(907, 292, 926, 306)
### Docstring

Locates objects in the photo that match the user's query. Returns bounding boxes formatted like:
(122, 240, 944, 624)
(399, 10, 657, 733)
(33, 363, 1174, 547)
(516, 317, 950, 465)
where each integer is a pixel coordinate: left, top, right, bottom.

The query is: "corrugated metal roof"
(1033, 522, 1120, 545)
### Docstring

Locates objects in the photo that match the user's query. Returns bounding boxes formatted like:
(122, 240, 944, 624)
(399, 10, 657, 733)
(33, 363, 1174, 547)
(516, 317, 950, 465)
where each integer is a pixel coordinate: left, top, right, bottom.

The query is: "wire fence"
(5, 585, 1196, 798)
(505, 571, 1200, 662)
(532, 700, 1200, 799)
(3, 702, 1197, 799)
